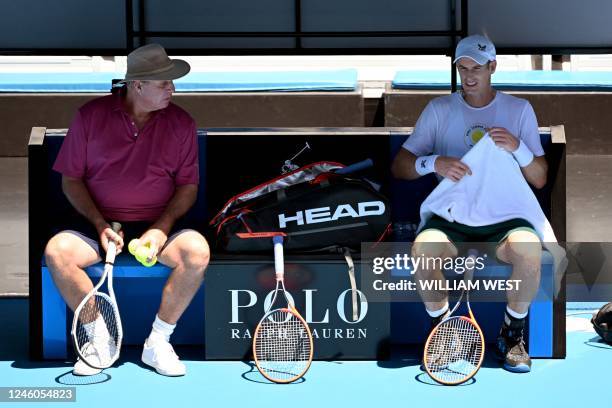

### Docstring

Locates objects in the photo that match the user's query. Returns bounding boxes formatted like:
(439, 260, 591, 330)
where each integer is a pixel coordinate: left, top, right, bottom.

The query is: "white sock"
(426, 302, 449, 318)
(505, 306, 528, 326)
(148, 314, 176, 344)
(83, 315, 109, 343)
(506, 306, 528, 320)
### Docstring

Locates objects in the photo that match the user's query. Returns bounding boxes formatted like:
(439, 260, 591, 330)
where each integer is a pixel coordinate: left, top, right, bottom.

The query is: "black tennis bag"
(592, 302, 612, 344)
(211, 161, 391, 253)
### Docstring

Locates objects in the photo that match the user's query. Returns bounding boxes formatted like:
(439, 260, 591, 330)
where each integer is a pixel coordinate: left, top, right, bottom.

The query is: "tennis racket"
(252, 235, 314, 383)
(71, 222, 123, 369)
(423, 249, 485, 385)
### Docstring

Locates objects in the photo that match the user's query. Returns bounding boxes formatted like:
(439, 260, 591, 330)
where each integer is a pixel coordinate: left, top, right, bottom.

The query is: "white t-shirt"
(402, 91, 545, 159)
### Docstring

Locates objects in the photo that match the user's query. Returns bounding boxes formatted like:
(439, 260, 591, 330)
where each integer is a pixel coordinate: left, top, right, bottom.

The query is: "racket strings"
(425, 317, 483, 384)
(254, 309, 312, 382)
(74, 294, 121, 367)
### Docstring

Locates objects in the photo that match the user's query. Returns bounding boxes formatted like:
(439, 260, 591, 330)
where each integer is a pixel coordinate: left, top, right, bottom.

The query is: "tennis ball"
(129, 239, 157, 267)
(136, 247, 157, 267)
(143, 256, 157, 267)
(128, 239, 140, 256)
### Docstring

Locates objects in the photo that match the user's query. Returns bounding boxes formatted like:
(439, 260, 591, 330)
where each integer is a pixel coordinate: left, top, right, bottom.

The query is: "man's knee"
(504, 231, 542, 272)
(412, 230, 456, 259)
(45, 233, 78, 268)
(45, 232, 99, 273)
(177, 232, 210, 274)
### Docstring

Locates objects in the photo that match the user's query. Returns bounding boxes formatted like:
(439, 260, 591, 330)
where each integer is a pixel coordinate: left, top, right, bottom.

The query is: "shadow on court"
(414, 372, 477, 386)
(56, 370, 112, 385)
(584, 336, 612, 350)
(11, 359, 72, 369)
(240, 361, 306, 385)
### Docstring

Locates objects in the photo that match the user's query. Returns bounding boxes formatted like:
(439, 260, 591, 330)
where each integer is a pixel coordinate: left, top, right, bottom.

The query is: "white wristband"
(512, 141, 534, 167)
(415, 155, 439, 176)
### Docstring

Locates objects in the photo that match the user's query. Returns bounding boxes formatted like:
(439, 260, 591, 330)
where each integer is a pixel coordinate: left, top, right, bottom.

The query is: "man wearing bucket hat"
(45, 44, 209, 377)
(392, 35, 548, 373)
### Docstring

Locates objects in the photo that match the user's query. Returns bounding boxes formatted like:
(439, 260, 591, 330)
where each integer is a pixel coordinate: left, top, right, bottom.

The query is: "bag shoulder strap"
(342, 247, 358, 322)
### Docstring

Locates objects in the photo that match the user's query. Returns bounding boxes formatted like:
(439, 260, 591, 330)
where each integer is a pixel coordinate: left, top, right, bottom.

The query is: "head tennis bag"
(592, 302, 612, 344)
(210, 161, 390, 252)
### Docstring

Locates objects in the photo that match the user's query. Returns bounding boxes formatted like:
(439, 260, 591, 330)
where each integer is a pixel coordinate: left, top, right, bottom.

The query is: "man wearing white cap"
(392, 35, 548, 373)
(45, 44, 210, 377)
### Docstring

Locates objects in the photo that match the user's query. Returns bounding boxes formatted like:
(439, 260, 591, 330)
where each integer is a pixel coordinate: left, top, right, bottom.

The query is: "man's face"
(456, 57, 496, 96)
(136, 80, 175, 111)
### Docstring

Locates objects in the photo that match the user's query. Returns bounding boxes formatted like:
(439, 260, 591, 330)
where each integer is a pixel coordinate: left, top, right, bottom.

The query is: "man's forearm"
(152, 184, 198, 234)
(520, 156, 548, 189)
(62, 176, 107, 232)
(391, 149, 421, 180)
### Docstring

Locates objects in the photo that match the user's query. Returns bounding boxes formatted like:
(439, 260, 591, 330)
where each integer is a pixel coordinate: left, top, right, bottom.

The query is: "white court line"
(566, 316, 596, 332)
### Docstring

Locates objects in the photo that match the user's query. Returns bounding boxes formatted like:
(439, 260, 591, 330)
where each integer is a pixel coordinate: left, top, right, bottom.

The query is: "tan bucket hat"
(123, 43, 190, 81)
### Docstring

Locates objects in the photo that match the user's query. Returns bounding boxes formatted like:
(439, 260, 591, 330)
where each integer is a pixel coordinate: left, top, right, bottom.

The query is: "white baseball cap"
(453, 35, 496, 65)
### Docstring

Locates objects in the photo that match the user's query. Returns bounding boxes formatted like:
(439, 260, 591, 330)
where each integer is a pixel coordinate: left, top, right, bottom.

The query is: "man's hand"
(138, 228, 168, 262)
(489, 127, 520, 152)
(97, 223, 124, 254)
(435, 156, 472, 182)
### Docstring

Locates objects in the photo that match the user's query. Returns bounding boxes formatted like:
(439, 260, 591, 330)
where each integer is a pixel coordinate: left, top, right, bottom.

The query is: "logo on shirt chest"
(465, 124, 487, 147)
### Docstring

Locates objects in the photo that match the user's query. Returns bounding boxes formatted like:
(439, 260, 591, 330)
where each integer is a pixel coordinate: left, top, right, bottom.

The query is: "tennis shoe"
(141, 338, 186, 376)
(73, 341, 114, 376)
(495, 325, 531, 373)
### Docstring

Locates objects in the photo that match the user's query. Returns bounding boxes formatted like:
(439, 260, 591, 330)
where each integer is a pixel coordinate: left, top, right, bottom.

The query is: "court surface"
(0, 299, 608, 408)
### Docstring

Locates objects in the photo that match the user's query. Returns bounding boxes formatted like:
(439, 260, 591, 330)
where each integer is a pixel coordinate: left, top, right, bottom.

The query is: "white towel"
(418, 134, 555, 241)
(417, 134, 567, 296)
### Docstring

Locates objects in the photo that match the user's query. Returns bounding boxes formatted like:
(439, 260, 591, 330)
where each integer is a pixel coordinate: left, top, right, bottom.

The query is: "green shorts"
(420, 215, 537, 245)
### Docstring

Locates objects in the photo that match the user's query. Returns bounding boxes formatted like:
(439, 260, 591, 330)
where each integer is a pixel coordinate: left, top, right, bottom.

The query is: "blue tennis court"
(1, 298, 608, 407)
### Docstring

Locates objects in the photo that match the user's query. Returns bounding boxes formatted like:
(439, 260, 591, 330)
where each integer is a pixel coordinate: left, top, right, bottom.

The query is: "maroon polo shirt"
(53, 94, 198, 222)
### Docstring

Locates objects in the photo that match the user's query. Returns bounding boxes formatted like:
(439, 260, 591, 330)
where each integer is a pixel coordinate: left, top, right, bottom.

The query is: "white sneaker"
(73, 342, 105, 376)
(141, 338, 186, 376)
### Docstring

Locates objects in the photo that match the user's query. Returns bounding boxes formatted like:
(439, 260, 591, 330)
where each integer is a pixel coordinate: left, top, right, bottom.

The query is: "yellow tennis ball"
(128, 239, 157, 266)
(135, 245, 157, 267)
(135, 246, 150, 263)
(140, 256, 157, 267)
(128, 239, 140, 256)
